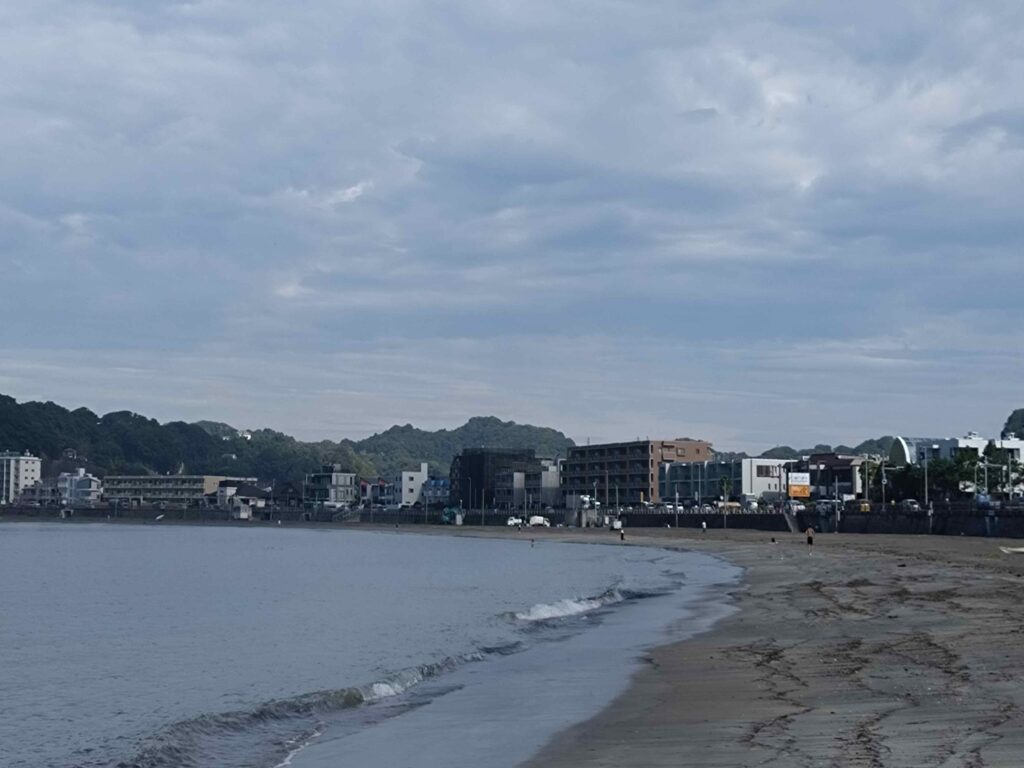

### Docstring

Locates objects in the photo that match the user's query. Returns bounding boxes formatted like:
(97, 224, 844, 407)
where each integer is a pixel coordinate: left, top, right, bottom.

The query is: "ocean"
(0, 522, 739, 768)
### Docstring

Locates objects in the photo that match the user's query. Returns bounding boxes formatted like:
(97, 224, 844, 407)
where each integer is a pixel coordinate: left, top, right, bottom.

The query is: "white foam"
(513, 590, 625, 622)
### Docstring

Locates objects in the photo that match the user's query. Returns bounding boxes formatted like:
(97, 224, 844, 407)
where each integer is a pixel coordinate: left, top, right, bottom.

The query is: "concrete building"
(495, 459, 563, 511)
(449, 448, 541, 509)
(0, 451, 42, 505)
(795, 453, 866, 500)
(422, 477, 450, 508)
(57, 468, 103, 507)
(562, 439, 713, 507)
(393, 462, 429, 507)
(304, 464, 358, 508)
(889, 433, 989, 466)
(18, 478, 61, 506)
(660, 458, 793, 504)
(104, 475, 255, 507)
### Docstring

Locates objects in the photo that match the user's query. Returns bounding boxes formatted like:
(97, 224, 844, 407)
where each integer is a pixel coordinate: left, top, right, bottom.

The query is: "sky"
(1, 1, 1022, 452)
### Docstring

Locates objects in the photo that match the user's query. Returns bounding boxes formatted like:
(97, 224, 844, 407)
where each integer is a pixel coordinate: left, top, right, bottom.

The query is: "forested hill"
(0, 394, 573, 483)
(344, 416, 576, 477)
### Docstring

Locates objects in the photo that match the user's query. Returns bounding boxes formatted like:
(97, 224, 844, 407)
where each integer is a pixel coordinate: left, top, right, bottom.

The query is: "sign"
(788, 472, 811, 498)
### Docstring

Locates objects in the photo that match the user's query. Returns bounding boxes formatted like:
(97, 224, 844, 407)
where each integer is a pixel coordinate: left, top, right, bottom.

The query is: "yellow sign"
(789, 485, 811, 498)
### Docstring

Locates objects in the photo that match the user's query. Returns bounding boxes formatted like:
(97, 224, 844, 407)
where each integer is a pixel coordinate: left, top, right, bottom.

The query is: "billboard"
(788, 472, 811, 498)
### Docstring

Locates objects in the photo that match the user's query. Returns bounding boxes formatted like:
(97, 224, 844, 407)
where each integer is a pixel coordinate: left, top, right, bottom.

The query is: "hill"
(0, 394, 573, 484)
(1003, 409, 1024, 438)
(759, 436, 895, 460)
(346, 416, 575, 477)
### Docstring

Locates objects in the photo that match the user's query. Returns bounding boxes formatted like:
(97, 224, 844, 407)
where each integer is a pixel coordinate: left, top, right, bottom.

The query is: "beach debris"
(998, 546, 1024, 555)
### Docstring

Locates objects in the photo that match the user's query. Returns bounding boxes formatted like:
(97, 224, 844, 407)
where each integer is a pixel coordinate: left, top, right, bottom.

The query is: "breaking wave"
(112, 655, 477, 768)
(509, 585, 670, 623)
(109, 584, 672, 768)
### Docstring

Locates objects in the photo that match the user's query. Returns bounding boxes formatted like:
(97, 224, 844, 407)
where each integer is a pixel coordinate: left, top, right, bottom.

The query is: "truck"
(528, 515, 551, 527)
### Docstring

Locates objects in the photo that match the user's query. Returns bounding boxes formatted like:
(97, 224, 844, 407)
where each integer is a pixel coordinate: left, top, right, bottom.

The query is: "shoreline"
(524, 530, 1024, 767)
(8, 518, 1024, 764)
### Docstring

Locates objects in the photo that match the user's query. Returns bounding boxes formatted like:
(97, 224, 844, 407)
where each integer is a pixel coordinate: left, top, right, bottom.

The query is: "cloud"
(1, 1, 1022, 448)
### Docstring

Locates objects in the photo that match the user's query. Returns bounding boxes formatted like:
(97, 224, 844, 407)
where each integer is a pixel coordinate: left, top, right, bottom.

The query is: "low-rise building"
(660, 458, 793, 504)
(889, 433, 989, 466)
(18, 478, 61, 507)
(304, 464, 358, 508)
(57, 468, 103, 507)
(104, 475, 255, 507)
(394, 463, 429, 507)
(216, 479, 269, 519)
(795, 453, 866, 500)
(0, 451, 42, 505)
(422, 477, 449, 508)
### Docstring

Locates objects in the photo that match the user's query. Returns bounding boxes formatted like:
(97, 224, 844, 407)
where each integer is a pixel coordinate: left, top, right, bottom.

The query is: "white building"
(661, 458, 794, 503)
(57, 468, 103, 507)
(0, 451, 42, 505)
(394, 462, 429, 507)
(889, 433, 989, 466)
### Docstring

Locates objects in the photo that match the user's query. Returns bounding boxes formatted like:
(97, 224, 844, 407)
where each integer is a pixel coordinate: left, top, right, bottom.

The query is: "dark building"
(562, 439, 713, 507)
(794, 453, 866, 500)
(449, 448, 540, 509)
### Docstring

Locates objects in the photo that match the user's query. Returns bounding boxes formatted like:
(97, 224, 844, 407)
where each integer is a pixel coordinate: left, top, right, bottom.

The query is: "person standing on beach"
(806, 526, 815, 553)
(701, 520, 707, 533)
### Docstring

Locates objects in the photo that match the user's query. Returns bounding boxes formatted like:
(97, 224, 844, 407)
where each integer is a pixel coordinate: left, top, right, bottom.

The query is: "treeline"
(0, 395, 574, 484)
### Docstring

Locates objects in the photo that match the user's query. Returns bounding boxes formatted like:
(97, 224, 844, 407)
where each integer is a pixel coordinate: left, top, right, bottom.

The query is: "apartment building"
(0, 451, 42, 505)
(104, 475, 255, 506)
(562, 439, 712, 507)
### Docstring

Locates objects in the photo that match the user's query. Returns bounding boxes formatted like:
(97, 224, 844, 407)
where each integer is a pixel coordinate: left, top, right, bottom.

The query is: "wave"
(509, 585, 670, 623)
(112, 655, 477, 768)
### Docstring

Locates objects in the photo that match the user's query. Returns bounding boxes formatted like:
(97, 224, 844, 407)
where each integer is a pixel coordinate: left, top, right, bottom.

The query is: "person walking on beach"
(619, 529, 625, 542)
(806, 526, 815, 553)
(701, 520, 707, 533)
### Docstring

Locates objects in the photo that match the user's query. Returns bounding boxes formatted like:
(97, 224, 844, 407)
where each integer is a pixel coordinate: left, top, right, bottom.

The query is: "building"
(0, 451, 42, 505)
(889, 433, 989, 466)
(794, 453, 866, 500)
(56, 468, 103, 507)
(422, 477, 449, 508)
(660, 458, 793, 504)
(526, 459, 562, 508)
(215, 479, 269, 519)
(269, 480, 304, 507)
(104, 475, 256, 507)
(562, 439, 712, 507)
(393, 463, 430, 507)
(304, 464, 358, 508)
(449, 448, 541, 509)
(497, 459, 563, 510)
(18, 478, 61, 506)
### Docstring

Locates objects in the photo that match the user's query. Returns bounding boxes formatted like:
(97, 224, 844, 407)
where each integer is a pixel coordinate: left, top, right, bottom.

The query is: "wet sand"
(520, 529, 1024, 767)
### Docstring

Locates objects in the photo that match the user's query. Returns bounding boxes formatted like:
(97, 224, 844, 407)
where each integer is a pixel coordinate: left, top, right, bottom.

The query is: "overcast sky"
(1, 1, 1022, 452)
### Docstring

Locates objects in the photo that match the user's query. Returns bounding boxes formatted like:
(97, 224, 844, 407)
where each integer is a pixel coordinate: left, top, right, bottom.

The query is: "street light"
(924, 443, 939, 510)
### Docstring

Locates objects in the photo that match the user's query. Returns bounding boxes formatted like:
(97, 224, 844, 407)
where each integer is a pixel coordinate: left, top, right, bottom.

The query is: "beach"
(5, 517, 1024, 766)
(519, 528, 1024, 767)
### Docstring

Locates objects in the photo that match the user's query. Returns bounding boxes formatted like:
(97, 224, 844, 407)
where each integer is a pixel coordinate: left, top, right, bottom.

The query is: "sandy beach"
(513, 528, 1024, 767)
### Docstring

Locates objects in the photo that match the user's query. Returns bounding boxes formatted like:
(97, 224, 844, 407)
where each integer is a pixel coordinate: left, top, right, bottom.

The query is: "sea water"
(0, 523, 739, 768)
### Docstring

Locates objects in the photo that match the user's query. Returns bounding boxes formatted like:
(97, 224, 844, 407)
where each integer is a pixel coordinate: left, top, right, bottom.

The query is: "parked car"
(899, 499, 922, 513)
(783, 500, 806, 513)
